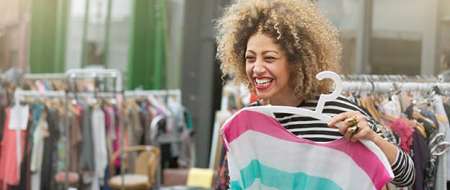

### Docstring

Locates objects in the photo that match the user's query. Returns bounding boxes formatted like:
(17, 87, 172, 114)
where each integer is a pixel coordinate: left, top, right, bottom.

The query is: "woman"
(215, 0, 415, 189)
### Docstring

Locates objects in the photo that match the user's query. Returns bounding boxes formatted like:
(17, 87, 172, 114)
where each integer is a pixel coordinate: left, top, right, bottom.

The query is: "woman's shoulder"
(334, 95, 372, 117)
(310, 95, 372, 117)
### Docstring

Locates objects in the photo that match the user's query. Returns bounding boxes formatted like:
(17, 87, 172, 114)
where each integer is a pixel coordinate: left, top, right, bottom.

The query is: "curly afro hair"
(216, 0, 342, 100)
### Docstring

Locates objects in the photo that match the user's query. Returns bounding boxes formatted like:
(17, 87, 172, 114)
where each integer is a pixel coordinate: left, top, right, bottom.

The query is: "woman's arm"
(328, 111, 415, 187)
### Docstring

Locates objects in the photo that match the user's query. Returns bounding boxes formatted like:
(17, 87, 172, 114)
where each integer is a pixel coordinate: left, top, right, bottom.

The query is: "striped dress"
(222, 109, 394, 190)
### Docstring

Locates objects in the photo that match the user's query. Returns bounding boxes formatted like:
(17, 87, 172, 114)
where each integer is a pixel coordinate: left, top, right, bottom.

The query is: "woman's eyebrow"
(262, 50, 279, 55)
(245, 50, 256, 54)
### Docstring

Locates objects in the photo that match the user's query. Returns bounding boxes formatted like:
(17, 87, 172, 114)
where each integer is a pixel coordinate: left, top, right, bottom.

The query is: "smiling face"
(245, 32, 297, 105)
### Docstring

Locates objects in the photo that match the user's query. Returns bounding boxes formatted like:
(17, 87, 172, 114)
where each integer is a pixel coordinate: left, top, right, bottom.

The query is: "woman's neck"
(264, 96, 303, 107)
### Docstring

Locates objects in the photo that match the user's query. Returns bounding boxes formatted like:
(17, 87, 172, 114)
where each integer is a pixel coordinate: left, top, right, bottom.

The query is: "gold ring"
(347, 116, 359, 127)
(347, 116, 359, 136)
(349, 125, 360, 135)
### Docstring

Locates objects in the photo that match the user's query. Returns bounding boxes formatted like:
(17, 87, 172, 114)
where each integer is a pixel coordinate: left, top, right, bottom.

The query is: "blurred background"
(0, 0, 449, 189)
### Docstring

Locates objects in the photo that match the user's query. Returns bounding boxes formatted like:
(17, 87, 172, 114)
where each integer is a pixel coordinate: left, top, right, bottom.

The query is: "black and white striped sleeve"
(366, 119, 415, 187)
(390, 149, 415, 187)
(343, 97, 415, 187)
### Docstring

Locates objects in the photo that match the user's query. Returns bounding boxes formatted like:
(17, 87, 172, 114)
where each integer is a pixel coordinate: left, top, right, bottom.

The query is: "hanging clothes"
(412, 130, 431, 190)
(30, 111, 48, 190)
(92, 105, 107, 184)
(347, 89, 450, 190)
(433, 95, 450, 190)
(125, 101, 143, 147)
(68, 105, 82, 173)
(103, 105, 115, 160)
(40, 108, 60, 190)
(389, 118, 414, 154)
(80, 103, 95, 172)
(0, 108, 27, 189)
(0, 89, 188, 190)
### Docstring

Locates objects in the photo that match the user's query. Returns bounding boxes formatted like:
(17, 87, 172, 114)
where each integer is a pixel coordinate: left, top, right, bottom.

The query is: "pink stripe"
(222, 110, 392, 189)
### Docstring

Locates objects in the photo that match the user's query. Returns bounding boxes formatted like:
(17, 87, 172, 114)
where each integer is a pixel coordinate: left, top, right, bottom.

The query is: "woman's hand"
(328, 111, 377, 142)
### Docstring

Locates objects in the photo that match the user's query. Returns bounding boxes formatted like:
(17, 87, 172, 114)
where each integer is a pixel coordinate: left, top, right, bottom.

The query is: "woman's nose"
(253, 60, 266, 74)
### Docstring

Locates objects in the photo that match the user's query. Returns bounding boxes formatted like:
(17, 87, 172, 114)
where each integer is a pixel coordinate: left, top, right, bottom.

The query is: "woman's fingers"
(328, 111, 358, 127)
(329, 111, 375, 142)
(349, 125, 368, 142)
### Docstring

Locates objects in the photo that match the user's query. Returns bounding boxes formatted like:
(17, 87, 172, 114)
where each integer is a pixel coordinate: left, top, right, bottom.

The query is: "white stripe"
(288, 127, 339, 133)
(276, 114, 316, 121)
(297, 106, 316, 110)
(228, 131, 386, 190)
(297, 134, 342, 139)
(227, 152, 242, 183)
(324, 113, 339, 117)
(321, 105, 356, 113)
(242, 106, 332, 122)
(301, 105, 355, 113)
(247, 180, 279, 190)
(276, 110, 348, 121)
(281, 120, 325, 125)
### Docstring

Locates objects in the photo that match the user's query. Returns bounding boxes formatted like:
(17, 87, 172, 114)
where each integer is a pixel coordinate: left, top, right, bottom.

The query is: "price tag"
(9, 105, 29, 130)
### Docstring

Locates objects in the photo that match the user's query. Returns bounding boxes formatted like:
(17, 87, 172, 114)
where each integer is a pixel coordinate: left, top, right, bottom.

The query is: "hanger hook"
(315, 71, 342, 113)
(369, 80, 375, 94)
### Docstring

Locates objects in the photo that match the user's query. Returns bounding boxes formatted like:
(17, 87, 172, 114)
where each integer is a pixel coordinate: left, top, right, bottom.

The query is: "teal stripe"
(230, 160, 342, 190)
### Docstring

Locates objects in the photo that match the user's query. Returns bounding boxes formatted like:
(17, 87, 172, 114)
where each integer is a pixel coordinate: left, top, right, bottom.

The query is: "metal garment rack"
(340, 74, 440, 83)
(66, 68, 123, 92)
(24, 73, 67, 80)
(340, 74, 450, 93)
(342, 81, 450, 93)
(65, 68, 124, 189)
(14, 69, 181, 189)
(15, 69, 123, 189)
(124, 89, 181, 97)
(13, 89, 116, 189)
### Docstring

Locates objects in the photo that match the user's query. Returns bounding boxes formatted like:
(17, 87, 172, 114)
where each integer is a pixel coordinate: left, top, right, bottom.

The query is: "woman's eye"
(245, 56, 255, 62)
(265, 57, 276, 62)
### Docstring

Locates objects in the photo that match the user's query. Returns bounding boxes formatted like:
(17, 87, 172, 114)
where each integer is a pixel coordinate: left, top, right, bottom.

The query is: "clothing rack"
(341, 75, 450, 190)
(340, 74, 439, 83)
(66, 68, 123, 92)
(342, 81, 450, 93)
(65, 68, 125, 188)
(23, 73, 67, 80)
(14, 89, 65, 103)
(124, 89, 181, 98)
(14, 89, 182, 102)
(10, 69, 180, 189)
(340, 74, 450, 93)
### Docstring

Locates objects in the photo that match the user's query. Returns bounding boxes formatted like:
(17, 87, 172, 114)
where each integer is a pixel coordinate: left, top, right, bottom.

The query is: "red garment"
(389, 118, 414, 154)
(0, 108, 26, 189)
(249, 93, 259, 104)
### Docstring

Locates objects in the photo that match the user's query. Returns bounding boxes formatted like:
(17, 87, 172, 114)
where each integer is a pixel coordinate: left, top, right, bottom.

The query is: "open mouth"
(254, 78, 273, 90)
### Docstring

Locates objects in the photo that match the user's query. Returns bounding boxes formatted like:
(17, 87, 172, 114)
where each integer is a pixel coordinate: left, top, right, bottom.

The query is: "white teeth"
(255, 79, 272, 84)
